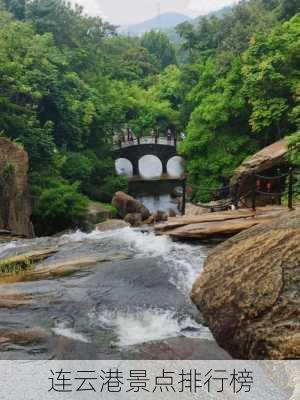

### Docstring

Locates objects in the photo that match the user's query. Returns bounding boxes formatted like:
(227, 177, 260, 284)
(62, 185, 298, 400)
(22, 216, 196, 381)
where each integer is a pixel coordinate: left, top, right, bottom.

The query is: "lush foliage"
(176, 1, 300, 201)
(0, 0, 299, 229)
(32, 181, 88, 235)
(288, 132, 300, 166)
(141, 30, 177, 70)
(0, 0, 177, 233)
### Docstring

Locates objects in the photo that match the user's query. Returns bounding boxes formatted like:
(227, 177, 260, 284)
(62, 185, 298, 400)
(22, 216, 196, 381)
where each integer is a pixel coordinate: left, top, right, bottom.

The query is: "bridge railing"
(114, 136, 177, 149)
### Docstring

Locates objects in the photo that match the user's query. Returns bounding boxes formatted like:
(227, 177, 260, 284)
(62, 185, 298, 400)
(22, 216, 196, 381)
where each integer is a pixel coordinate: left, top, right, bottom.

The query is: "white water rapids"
(62, 226, 207, 295)
(61, 227, 212, 346)
(0, 226, 214, 350)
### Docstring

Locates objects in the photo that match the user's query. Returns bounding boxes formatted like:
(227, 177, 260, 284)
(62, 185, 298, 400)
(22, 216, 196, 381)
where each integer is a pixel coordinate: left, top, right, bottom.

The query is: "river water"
(0, 227, 230, 360)
(136, 194, 180, 214)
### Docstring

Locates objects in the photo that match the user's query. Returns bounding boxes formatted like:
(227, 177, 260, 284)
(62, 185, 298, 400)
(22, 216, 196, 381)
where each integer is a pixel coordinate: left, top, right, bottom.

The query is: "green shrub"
(93, 176, 128, 203)
(32, 182, 88, 235)
(103, 204, 118, 218)
(61, 152, 93, 183)
(0, 257, 34, 275)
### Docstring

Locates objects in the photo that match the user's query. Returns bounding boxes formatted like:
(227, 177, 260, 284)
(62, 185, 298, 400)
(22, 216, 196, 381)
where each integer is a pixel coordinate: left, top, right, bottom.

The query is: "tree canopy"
(0, 0, 299, 231)
(176, 1, 300, 201)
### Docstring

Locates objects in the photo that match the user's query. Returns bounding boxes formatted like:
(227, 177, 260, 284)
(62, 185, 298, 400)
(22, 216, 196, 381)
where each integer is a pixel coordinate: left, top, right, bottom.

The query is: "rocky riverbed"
(0, 226, 230, 360)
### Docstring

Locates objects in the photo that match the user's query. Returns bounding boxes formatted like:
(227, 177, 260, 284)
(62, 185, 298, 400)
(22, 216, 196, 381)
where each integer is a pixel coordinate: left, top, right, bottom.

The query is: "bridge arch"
(138, 155, 163, 180)
(114, 139, 186, 214)
(115, 143, 178, 177)
(167, 156, 185, 179)
(115, 158, 133, 177)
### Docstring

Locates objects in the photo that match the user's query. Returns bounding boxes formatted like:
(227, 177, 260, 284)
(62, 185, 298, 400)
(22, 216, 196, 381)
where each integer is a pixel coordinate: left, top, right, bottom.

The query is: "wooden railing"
(193, 168, 299, 212)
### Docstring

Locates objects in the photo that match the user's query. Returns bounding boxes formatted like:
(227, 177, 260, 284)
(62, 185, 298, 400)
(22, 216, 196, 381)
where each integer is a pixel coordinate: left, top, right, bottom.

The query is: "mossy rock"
(86, 201, 117, 226)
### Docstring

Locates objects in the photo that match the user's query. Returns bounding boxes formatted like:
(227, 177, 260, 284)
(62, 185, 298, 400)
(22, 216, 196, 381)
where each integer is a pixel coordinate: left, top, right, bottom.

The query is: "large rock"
(112, 192, 150, 220)
(153, 210, 168, 222)
(124, 213, 143, 227)
(83, 201, 114, 230)
(155, 208, 286, 239)
(95, 219, 129, 231)
(0, 138, 33, 237)
(230, 139, 289, 205)
(191, 209, 300, 359)
(86, 201, 111, 224)
(185, 203, 209, 217)
(232, 139, 288, 183)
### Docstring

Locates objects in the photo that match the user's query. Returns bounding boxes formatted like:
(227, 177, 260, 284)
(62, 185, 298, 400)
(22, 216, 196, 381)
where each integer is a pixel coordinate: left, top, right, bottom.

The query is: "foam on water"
(136, 194, 179, 214)
(65, 226, 212, 347)
(61, 227, 207, 295)
(4, 226, 210, 348)
(60, 227, 171, 256)
(0, 241, 24, 256)
(52, 321, 90, 343)
(96, 308, 212, 347)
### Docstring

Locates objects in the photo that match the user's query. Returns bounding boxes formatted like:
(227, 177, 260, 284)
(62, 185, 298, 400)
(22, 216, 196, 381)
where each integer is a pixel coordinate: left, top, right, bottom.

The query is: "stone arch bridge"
(114, 137, 186, 212)
(115, 138, 181, 177)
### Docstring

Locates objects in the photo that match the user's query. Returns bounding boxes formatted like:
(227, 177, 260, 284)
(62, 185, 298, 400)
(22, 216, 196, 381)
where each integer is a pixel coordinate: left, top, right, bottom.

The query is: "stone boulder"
(185, 203, 210, 217)
(124, 213, 143, 227)
(230, 139, 289, 206)
(143, 215, 155, 225)
(0, 138, 33, 237)
(153, 210, 168, 222)
(168, 209, 176, 218)
(232, 139, 288, 184)
(112, 192, 150, 220)
(191, 209, 300, 359)
(86, 201, 111, 225)
(96, 219, 129, 231)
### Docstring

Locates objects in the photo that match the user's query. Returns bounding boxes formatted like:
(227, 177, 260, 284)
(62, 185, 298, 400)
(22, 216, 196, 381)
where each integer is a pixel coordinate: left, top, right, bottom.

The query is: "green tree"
(2, 0, 25, 19)
(0, 12, 59, 169)
(141, 30, 177, 69)
(1, 0, 299, 233)
(277, 0, 300, 20)
(242, 15, 300, 144)
(117, 47, 158, 83)
(61, 152, 93, 183)
(32, 182, 88, 235)
(180, 57, 257, 201)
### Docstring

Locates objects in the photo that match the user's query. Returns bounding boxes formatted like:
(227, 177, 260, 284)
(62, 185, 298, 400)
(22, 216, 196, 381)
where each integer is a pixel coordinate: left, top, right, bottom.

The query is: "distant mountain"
(121, 12, 192, 36)
(166, 5, 234, 44)
(211, 5, 233, 18)
(192, 5, 234, 25)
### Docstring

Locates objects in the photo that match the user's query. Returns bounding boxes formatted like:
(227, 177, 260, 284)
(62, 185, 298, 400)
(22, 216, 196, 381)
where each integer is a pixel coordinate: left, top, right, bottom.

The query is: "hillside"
(162, 5, 234, 44)
(190, 5, 233, 26)
(122, 12, 191, 36)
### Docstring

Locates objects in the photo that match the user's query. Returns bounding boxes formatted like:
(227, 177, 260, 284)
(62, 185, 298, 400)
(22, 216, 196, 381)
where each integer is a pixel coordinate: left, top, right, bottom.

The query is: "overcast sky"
(69, 0, 239, 25)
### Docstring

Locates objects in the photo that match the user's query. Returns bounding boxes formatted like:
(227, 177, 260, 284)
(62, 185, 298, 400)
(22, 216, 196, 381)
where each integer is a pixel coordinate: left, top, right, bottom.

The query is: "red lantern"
(267, 182, 272, 192)
(256, 179, 261, 189)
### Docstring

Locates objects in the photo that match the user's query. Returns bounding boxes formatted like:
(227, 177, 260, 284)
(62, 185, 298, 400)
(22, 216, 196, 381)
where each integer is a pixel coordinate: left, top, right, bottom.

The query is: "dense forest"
(0, 0, 299, 234)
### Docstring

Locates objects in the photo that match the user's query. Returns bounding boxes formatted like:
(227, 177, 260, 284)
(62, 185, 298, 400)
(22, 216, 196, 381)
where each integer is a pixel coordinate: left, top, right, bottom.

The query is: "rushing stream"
(136, 194, 180, 214)
(0, 227, 230, 360)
